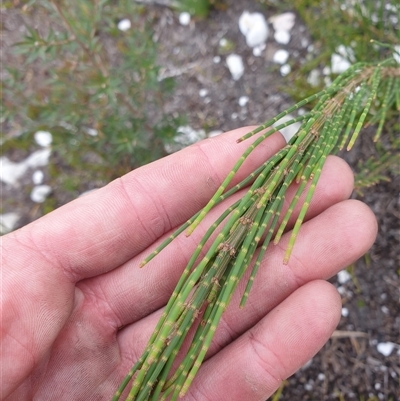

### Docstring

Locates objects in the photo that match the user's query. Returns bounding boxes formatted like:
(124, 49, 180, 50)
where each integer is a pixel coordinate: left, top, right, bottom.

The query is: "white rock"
(26, 148, 52, 169)
(273, 49, 289, 64)
(239, 11, 269, 48)
(219, 38, 228, 47)
(307, 69, 321, 87)
(331, 53, 351, 74)
(270, 12, 296, 32)
(118, 19, 131, 31)
(323, 66, 331, 75)
(213, 55, 221, 64)
(164, 126, 206, 153)
(32, 170, 44, 185)
(273, 114, 301, 142)
(177, 126, 205, 144)
(85, 128, 98, 137)
(252, 43, 266, 57)
(0, 213, 20, 234)
(377, 342, 396, 357)
(0, 157, 29, 186)
(34, 130, 52, 147)
(179, 12, 191, 26)
(238, 96, 249, 107)
(381, 305, 389, 314)
(341, 307, 349, 317)
(0, 149, 51, 187)
(324, 76, 332, 87)
(226, 54, 244, 80)
(30, 185, 52, 203)
(337, 269, 351, 284)
(199, 88, 208, 97)
(317, 373, 325, 381)
(336, 44, 355, 62)
(280, 64, 291, 76)
(274, 30, 291, 45)
(393, 45, 400, 64)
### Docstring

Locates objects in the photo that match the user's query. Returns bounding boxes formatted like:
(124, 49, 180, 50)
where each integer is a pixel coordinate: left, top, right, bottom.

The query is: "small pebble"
(34, 131, 52, 147)
(199, 88, 208, 97)
(238, 96, 249, 107)
(179, 12, 191, 26)
(381, 305, 389, 314)
(322, 66, 331, 75)
(32, 170, 44, 185)
(219, 38, 228, 47)
(239, 11, 269, 48)
(301, 38, 309, 48)
(226, 54, 244, 80)
(117, 19, 131, 31)
(252, 43, 265, 57)
(270, 12, 296, 32)
(0, 213, 20, 234)
(341, 307, 349, 317)
(337, 269, 351, 284)
(30, 185, 52, 203)
(377, 342, 395, 356)
(331, 53, 351, 74)
(274, 30, 290, 45)
(213, 56, 221, 64)
(86, 128, 98, 137)
(317, 373, 325, 381)
(307, 69, 321, 87)
(280, 64, 291, 76)
(273, 49, 289, 64)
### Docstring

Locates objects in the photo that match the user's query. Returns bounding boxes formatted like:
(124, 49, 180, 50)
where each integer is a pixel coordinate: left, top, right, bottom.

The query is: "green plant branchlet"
(113, 57, 399, 400)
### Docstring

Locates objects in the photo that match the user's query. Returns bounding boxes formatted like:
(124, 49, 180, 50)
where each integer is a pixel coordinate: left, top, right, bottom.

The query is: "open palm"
(2, 127, 377, 400)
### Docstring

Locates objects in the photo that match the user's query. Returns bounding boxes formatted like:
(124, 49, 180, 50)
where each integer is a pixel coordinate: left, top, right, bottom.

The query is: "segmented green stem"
(347, 67, 382, 150)
(373, 75, 394, 142)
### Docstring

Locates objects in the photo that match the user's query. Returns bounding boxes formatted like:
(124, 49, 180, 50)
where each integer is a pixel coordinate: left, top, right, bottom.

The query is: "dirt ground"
(2, 1, 399, 400)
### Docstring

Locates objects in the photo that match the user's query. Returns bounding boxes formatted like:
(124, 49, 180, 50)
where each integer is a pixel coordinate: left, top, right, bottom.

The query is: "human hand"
(1, 127, 377, 400)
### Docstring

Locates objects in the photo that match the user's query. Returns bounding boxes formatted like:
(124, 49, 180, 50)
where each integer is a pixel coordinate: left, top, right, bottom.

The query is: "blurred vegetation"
(2, 0, 399, 203)
(2, 0, 184, 196)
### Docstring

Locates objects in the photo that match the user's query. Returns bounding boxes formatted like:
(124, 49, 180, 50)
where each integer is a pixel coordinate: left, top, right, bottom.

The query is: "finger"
(7, 128, 285, 282)
(185, 280, 341, 401)
(86, 155, 354, 327)
(115, 197, 376, 367)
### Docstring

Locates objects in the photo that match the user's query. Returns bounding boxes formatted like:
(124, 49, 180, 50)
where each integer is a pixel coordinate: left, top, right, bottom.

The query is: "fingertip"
(314, 155, 355, 207)
(335, 199, 378, 257)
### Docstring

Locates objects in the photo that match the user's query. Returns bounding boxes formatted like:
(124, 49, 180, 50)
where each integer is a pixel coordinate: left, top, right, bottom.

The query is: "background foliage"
(3, 0, 183, 195)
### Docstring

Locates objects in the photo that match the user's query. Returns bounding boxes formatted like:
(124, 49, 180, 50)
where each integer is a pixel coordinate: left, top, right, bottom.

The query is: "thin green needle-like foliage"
(113, 57, 399, 401)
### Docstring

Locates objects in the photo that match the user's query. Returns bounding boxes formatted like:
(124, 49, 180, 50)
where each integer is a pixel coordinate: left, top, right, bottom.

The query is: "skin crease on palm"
(1, 126, 377, 401)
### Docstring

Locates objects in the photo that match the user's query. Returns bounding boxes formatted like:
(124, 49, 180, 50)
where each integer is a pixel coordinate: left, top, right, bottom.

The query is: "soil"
(2, 1, 399, 400)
